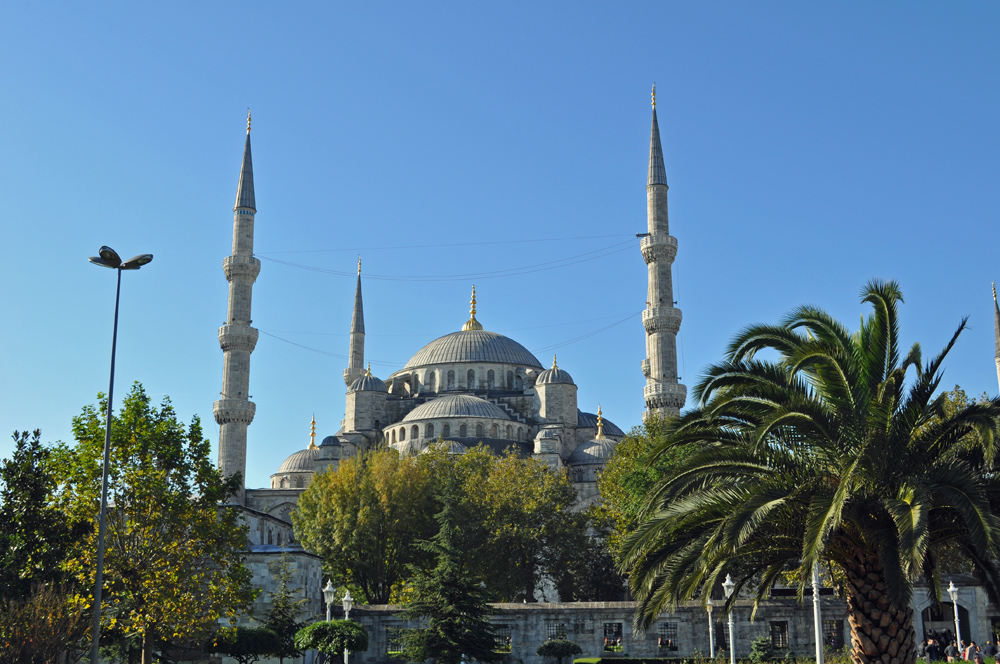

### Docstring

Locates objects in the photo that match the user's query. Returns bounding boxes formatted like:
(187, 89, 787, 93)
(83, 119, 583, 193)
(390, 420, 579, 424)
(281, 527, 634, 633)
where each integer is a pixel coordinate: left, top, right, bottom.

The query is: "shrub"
(294, 620, 369, 655)
(205, 626, 282, 664)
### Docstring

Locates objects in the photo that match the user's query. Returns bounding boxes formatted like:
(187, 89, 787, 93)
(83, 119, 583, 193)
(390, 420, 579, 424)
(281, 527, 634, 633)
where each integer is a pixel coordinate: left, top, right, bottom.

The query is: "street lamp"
(948, 581, 962, 648)
(323, 580, 337, 621)
(707, 597, 715, 658)
(343, 590, 354, 664)
(87, 245, 152, 664)
(812, 563, 825, 664)
(723, 574, 736, 664)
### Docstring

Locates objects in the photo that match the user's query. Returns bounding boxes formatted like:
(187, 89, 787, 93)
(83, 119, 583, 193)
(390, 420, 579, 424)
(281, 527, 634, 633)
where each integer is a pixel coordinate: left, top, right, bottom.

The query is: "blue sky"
(2, 3, 999, 488)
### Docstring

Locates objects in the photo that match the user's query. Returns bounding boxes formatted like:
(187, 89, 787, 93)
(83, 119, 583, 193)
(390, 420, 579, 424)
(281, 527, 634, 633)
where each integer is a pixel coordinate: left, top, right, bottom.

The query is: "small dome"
(320, 435, 341, 447)
(277, 447, 322, 474)
(577, 410, 624, 437)
(402, 395, 511, 422)
(535, 355, 574, 386)
(420, 440, 467, 455)
(350, 373, 387, 392)
(568, 438, 617, 466)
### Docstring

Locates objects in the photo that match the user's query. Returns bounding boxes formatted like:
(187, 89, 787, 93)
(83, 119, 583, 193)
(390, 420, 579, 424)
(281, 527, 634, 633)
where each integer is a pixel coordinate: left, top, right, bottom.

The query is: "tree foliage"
(621, 280, 1000, 664)
(293, 620, 369, 655)
(0, 584, 87, 664)
(536, 638, 583, 664)
(54, 383, 256, 661)
(399, 477, 501, 664)
(0, 430, 88, 598)
(205, 626, 282, 664)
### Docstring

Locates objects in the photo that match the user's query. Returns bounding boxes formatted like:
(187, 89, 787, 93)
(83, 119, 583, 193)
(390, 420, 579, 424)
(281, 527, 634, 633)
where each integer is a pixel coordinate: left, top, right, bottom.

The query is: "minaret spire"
(641, 88, 686, 419)
(214, 114, 262, 504)
(344, 259, 366, 386)
(993, 283, 1000, 394)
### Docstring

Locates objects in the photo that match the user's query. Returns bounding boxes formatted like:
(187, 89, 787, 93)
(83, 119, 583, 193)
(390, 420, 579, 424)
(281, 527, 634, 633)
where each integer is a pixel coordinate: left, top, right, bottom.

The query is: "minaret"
(641, 85, 686, 419)
(213, 111, 261, 504)
(343, 258, 366, 386)
(993, 283, 1000, 394)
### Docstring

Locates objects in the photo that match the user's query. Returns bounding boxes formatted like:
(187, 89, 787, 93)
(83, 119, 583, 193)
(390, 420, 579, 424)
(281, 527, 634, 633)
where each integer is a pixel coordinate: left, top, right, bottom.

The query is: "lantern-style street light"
(87, 246, 153, 664)
(323, 580, 337, 621)
(948, 581, 962, 647)
(343, 590, 355, 664)
(723, 574, 736, 664)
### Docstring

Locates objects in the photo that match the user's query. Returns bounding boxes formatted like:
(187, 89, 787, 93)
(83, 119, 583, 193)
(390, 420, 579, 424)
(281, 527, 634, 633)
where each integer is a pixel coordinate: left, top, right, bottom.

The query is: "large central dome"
(404, 329, 543, 369)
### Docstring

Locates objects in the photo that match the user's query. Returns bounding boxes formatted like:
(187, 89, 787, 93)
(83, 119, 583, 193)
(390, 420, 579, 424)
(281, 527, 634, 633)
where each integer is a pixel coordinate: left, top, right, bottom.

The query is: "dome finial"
(651, 83, 656, 109)
(246, 108, 251, 134)
(596, 405, 604, 439)
(366, 362, 372, 376)
(462, 285, 483, 331)
(552, 354, 558, 369)
(309, 413, 317, 449)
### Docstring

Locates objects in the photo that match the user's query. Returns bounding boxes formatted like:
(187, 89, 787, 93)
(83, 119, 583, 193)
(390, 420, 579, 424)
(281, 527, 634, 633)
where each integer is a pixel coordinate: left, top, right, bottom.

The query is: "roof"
(648, 107, 667, 187)
(350, 373, 387, 392)
(403, 329, 542, 369)
(536, 366, 574, 386)
(234, 132, 256, 211)
(276, 447, 321, 473)
(402, 395, 511, 422)
(568, 438, 618, 465)
(578, 410, 625, 437)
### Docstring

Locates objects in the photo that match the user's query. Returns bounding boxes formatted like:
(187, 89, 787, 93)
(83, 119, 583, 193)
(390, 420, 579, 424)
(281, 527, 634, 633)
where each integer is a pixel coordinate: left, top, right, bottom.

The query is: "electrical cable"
(257, 234, 633, 255)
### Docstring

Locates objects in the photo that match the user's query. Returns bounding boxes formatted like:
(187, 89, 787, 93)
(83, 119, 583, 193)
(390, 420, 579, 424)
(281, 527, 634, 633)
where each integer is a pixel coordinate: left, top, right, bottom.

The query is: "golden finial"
(308, 413, 317, 449)
(358, 256, 362, 276)
(596, 405, 605, 439)
(993, 282, 997, 303)
(366, 362, 372, 377)
(246, 109, 252, 133)
(552, 354, 558, 369)
(651, 84, 656, 109)
(462, 285, 483, 331)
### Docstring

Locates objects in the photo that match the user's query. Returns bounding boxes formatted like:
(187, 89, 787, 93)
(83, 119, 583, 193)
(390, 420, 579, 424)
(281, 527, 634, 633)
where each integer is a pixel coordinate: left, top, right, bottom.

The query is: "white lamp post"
(723, 574, 736, 664)
(707, 597, 715, 658)
(812, 562, 825, 664)
(948, 581, 961, 648)
(323, 580, 336, 621)
(343, 590, 354, 664)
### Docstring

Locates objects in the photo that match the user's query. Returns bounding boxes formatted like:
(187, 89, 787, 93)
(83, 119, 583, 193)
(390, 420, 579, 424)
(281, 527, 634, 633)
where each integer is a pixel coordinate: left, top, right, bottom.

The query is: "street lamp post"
(707, 598, 715, 658)
(323, 580, 336, 621)
(343, 590, 354, 664)
(87, 246, 152, 664)
(723, 574, 736, 664)
(812, 562, 825, 664)
(948, 581, 962, 648)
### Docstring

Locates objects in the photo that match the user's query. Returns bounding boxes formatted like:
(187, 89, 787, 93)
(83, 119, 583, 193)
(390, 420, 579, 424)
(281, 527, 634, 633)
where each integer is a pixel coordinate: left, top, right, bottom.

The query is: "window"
(714, 621, 727, 650)
(426, 423, 435, 438)
(494, 624, 512, 653)
(280, 477, 287, 488)
(467, 369, 476, 388)
(518, 427, 524, 441)
(399, 428, 405, 441)
(428, 372, 436, 393)
(411, 425, 419, 440)
(823, 620, 844, 650)
(546, 622, 568, 640)
(386, 628, 404, 656)
(491, 423, 499, 438)
(476, 423, 484, 438)
(443, 424, 451, 438)
(411, 373, 419, 393)
(505, 425, 512, 439)
(460, 424, 467, 437)
(507, 371, 514, 389)
(658, 622, 678, 651)
(295, 477, 304, 488)
(770, 621, 789, 650)
(487, 370, 495, 387)
(447, 370, 455, 390)
(603, 623, 623, 652)
(391, 429, 396, 443)
(515, 374, 523, 390)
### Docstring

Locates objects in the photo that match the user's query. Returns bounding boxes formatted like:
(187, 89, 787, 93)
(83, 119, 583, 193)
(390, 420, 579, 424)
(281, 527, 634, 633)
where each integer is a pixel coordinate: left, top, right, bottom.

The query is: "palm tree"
(621, 280, 1000, 664)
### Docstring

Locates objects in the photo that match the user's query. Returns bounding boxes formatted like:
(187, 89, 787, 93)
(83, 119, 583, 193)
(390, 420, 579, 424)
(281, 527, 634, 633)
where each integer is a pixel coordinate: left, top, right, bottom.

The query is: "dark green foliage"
(557, 532, 627, 602)
(262, 551, 307, 662)
(537, 638, 583, 664)
(293, 620, 369, 655)
(0, 430, 88, 598)
(206, 626, 282, 664)
(748, 635, 772, 663)
(399, 476, 501, 664)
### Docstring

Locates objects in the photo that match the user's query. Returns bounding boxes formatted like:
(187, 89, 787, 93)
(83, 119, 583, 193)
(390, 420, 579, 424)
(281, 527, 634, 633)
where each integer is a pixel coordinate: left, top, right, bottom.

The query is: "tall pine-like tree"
(262, 550, 306, 663)
(400, 477, 501, 664)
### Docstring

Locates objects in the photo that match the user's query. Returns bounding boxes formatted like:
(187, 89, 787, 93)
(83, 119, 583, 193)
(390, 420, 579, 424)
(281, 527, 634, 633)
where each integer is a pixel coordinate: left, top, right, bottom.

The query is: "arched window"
(280, 477, 287, 488)
(426, 423, 435, 438)
(476, 423, 484, 438)
(411, 425, 419, 440)
(507, 371, 513, 389)
(443, 424, 451, 438)
(392, 429, 397, 443)
(374, 419, 380, 431)
(447, 370, 455, 390)
(467, 369, 476, 389)
(506, 425, 512, 439)
(517, 427, 524, 441)
(428, 372, 436, 393)
(295, 477, 304, 488)
(400, 427, 406, 441)
(515, 374, 523, 391)
(268, 530, 273, 545)
(411, 373, 420, 393)
(491, 423, 499, 438)
(277, 532, 282, 546)
(459, 424, 467, 437)
(487, 370, 495, 388)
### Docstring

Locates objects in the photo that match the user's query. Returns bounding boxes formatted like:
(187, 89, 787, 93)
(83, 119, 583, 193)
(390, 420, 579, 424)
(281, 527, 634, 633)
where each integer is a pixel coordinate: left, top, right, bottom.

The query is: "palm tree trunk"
(844, 555, 915, 664)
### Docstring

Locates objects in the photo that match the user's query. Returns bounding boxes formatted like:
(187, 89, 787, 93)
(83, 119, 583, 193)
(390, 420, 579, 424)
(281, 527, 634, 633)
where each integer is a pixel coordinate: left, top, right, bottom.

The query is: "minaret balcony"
(643, 307, 682, 334)
(223, 255, 261, 282)
(218, 324, 259, 353)
(640, 234, 677, 265)
(213, 399, 256, 425)
(643, 382, 687, 410)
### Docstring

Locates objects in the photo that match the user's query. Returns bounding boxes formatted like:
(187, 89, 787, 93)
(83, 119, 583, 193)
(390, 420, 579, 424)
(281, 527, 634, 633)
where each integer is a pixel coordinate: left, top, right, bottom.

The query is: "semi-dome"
(403, 330, 542, 370)
(578, 410, 624, 437)
(403, 394, 511, 422)
(568, 438, 617, 466)
(320, 435, 341, 447)
(536, 355, 574, 385)
(349, 373, 387, 392)
(277, 447, 322, 473)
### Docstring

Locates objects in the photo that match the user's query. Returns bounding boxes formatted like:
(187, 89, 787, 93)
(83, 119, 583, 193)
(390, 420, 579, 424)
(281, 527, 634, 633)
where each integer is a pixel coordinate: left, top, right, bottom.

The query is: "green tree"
(0, 585, 87, 664)
(293, 447, 436, 604)
(206, 626, 282, 664)
(55, 383, 256, 664)
(294, 620, 369, 656)
(262, 550, 307, 663)
(621, 280, 1000, 664)
(0, 430, 88, 598)
(536, 638, 583, 664)
(399, 477, 501, 664)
